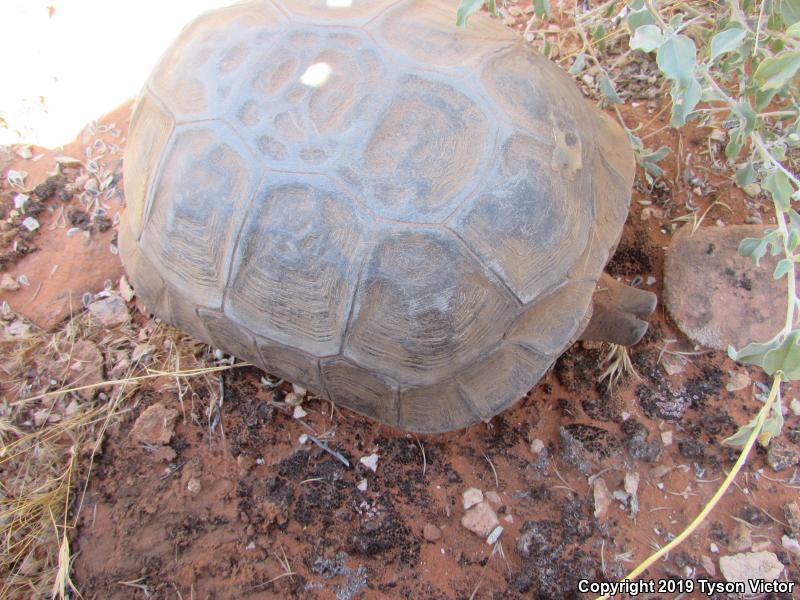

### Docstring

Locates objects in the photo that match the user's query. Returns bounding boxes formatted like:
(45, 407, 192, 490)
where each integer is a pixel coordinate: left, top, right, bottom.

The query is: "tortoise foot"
(579, 273, 657, 346)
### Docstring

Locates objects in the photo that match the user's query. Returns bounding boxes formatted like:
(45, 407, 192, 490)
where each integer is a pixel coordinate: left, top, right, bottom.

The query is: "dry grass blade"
(598, 343, 641, 389)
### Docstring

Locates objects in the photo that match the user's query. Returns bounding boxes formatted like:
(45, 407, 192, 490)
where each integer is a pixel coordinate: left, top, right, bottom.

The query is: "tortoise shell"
(119, 0, 635, 432)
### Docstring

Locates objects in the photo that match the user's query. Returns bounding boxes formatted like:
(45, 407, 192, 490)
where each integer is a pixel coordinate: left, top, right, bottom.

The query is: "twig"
(305, 434, 350, 468)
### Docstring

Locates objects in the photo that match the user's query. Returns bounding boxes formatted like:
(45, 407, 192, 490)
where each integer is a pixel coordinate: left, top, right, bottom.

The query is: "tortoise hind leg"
(579, 273, 657, 346)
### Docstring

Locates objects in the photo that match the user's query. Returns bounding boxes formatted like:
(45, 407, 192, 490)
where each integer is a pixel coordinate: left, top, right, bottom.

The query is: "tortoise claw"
(579, 273, 657, 346)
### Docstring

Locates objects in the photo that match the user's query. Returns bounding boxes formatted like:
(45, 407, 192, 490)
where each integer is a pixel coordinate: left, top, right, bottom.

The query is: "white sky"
(0, 0, 232, 147)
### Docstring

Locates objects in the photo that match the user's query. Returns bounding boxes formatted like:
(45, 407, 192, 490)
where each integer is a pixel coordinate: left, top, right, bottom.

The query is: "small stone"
(484, 491, 502, 507)
(357, 479, 368, 492)
(291, 383, 307, 396)
(742, 183, 761, 197)
(22, 217, 39, 231)
(292, 405, 307, 419)
(710, 543, 719, 553)
(791, 398, 800, 416)
(423, 523, 441, 542)
(461, 501, 499, 538)
(88, 295, 129, 328)
(186, 478, 202, 495)
(592, 477, 611, 518)
(781, 535, 800, 557)
(784, 501, 800, 533)
(766, 439, 799, 472)
(661, 430, 673, 446)
(130, 402, 179, 445)
(359, 453, 379, 473)
(486, 525, 503, 545)
(729, 523, 752, 552)
(726, 371, 750, 392)
(660, 354, 685, 375)
(1, 274, 20, 291)
(646, 276, 657, 285)
(701, 555, 716, 577)
(530, 438, 545, 454)
(462, 487, 484, 510)
(119, 275, 135, 302)
(624, 471, 640, 515)
(719, 551, 784, 594)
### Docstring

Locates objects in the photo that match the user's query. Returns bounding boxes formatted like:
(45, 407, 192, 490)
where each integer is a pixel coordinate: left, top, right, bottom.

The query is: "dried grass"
(0, 302, 225, 598)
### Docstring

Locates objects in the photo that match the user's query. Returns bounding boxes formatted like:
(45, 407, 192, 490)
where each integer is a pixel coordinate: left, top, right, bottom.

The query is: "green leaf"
(670, 77, 701, 127)
(755, 87, 780, 112)
(774, 258, 794, 279)
(724, 419, 758, 447)
(753, 52, 800, 90)
(738, 237, 769, 264)
(533, 0, 551, 18)
(456, 0, 484, 26)
(727, 338, 779, 367)
(734, 101, 756, 135)
(569, 52, 587, 75)
(631, 24, 665, 52)
(788, 22, 800, 36)
(593, 23, 607, 52)
(779, 0, 800, 26)
(735, 162, 757, 186)
(789, 229, 800, 250)
(763, 171, 793, 211)
(763, 331, 800, 379)
(725, 128, 744, 159)
(710, 27, 746, 61)
(644, 145, 671, 161)
(657, 34, 697, 86)
(599, 73, 623, 104)
(759, 400, 785, 446)
(486, 0, 497, 16)
(626, 6, 656, 33)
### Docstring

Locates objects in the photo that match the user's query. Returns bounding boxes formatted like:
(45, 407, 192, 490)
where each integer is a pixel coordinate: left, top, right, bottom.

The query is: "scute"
(141, 124, 260, 310)
(399, 381, 478, 433)
(123, 94, 173, 240)
(344, 226, 517, 386)
(148, 1, 284, 120)
(226, 175, 370, 357)
(341, 74, 491, 222)
(275, 0, 401, 25)
(321, 357, 399, 426)
(371, 0, 516, 70)
(257, 339, 324, 395)
(198, 309, 262, 366)
(451, 132, 592, 304)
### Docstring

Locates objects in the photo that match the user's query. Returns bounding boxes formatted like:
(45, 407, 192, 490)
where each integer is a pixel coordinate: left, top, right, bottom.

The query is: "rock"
(766, 439, 799, 472)
(781, 535, 800, 557)
(59, 339, 104, 402)
(660, 354, 685, 376)
(664, 225, 784, 350)
(719, 551, 784, 594)
(484, 491, 502, 507)
(624, 472, 640, 516)
(530, 438, 545, 454)
(462, 487, 483, 510)
(621, 419, 662, 462)
(701, 555, 716, 577)
(791, 398, 800, 416)
(728, 523, 752, 552)
(592, 477, 611, 518)
(726, 370, 750, 392)
(0, 273, 20, 291)
(661, 430, 673, 446)
(186, 478, 202, 495)
(130, 402, 179, 445)
(559, 424, 622, 475)
(461, 501, 499, 538)
(359, 453, 379, 473)
(88, 295, 129, 328)
(423, 523, 441, 542)
(119, 275, 135, 301)
(292, 405, 307, 419)
(784, 501, 800, 534)
(486, 525, 503, 545)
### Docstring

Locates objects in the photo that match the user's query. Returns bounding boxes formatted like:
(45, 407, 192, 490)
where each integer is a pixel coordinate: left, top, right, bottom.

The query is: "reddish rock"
(664, 225, 784, 350)
(130, 403, 179, 445)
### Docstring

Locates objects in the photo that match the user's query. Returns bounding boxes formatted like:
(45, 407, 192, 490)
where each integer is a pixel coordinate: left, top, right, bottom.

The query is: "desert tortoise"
(119, 0, 656, 433)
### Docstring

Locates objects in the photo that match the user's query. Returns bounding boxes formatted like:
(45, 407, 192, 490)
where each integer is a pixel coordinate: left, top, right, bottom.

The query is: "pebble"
(486, 525, 503, 545)
(790, 398, 800, 416)
(660, 430, 673, 446)
(462, 487, 483, 510)
(292, 405, 307, 419)
(766, 439, 799, 472)
(784, 501, 800, 533)
(130, 402, 179, 445)
(357, 479, 368, 492)
(186, 478, 202, 495)
(592, 477, 611, 518)
(461, 501, 499, 538)
(781, 535, 800, 557)
(88, 295, 129, 327)
(484, 491, 502, 507)
(423, 523, 441, 543)
(22, 216, 40, 231)
(701, 555, 716, 576)
(726, 371, 751, 392)
(359, 453, 379, 473)
(719, 551, 784, 594)
(530, 438, 544, 454)
(0, 273, 20, 291)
